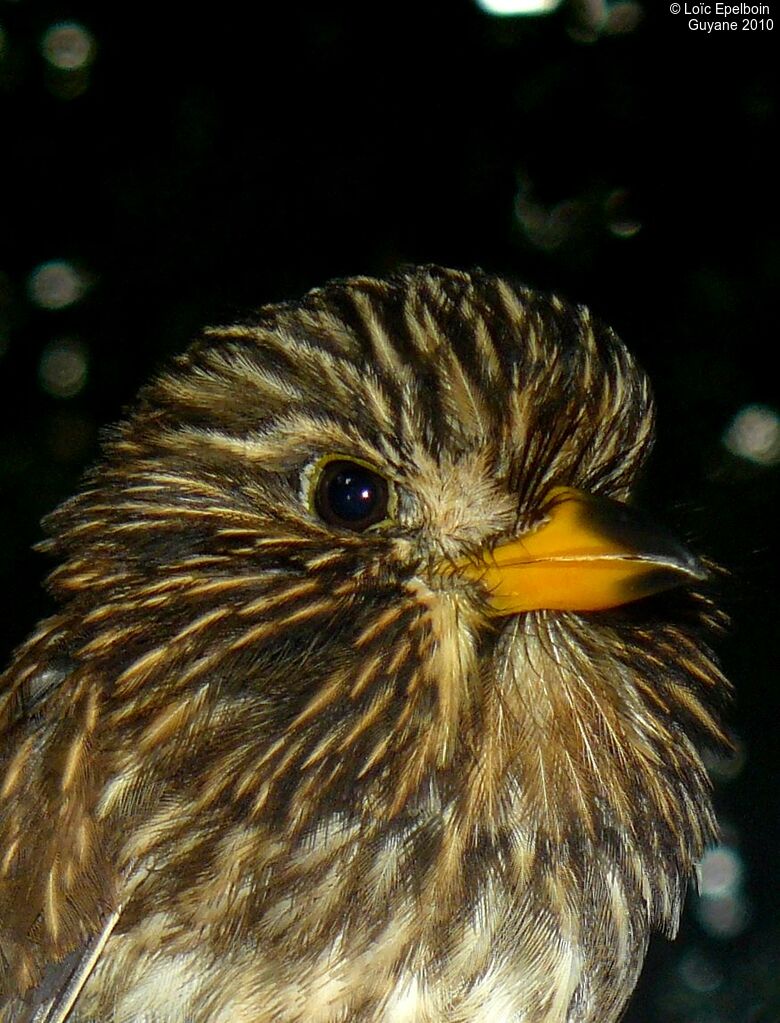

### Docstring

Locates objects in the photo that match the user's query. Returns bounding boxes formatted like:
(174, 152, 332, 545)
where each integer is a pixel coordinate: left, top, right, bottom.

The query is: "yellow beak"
(445, 486, 705, 615)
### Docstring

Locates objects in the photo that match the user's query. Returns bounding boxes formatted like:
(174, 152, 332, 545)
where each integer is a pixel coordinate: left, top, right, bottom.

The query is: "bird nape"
(0, 267, 730, 1023)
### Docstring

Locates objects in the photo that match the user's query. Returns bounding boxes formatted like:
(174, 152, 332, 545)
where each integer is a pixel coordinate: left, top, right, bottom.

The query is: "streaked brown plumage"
(0, 267, 729, 1022)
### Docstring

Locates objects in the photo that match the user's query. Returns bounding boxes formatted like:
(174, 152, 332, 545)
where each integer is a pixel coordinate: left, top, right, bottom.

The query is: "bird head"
(0, 267, 730, 1005)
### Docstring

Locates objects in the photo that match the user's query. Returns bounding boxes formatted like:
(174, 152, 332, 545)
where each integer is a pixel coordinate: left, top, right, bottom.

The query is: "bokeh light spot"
(605, 2, 643, 34)
(567, 0, 644, 42)
(678, 949, 723, 994)
(27, 260, 86, 310)
(475, 0, 562, 15)
(41, 22, 95, 71)
(515, 191, 585, 251)
(703, 736, 746, 781)
(38, 339, 89, 399)
(695, 845, 751, 939)
(722, 403, 780, 466)
(696, 891, 752, 939)
(605, 189, 642, 238)
(699, 846, 742, 897)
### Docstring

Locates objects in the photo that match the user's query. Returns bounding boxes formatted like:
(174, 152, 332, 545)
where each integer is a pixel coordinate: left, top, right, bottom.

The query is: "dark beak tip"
(670, 543, 708, 583)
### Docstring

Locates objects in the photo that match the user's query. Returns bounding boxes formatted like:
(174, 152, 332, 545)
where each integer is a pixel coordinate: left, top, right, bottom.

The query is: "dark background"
(1, 1, 778, 1019)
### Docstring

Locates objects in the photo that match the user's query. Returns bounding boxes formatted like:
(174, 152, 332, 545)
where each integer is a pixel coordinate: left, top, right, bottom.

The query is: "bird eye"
(313, 459, 390, 532)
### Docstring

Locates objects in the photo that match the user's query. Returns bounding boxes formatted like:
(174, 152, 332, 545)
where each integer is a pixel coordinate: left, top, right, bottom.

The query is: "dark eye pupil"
(314, 460, 389, 531)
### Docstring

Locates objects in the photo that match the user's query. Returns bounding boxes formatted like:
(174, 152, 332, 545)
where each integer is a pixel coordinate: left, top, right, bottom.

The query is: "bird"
(0, 266, 730, 1023)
